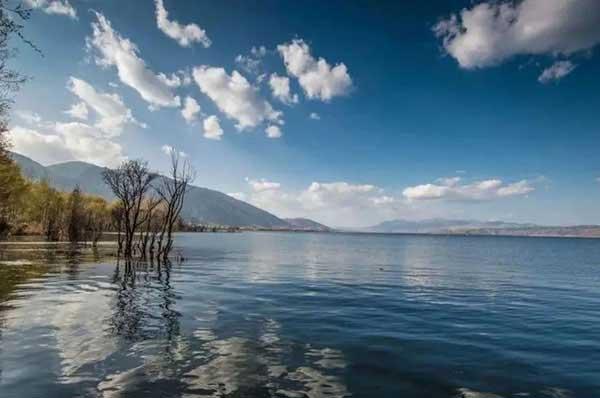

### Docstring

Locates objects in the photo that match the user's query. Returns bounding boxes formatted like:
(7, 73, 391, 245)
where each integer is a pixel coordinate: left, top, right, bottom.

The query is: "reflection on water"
(0, 240, 350, 398)
(1, 233, 600, 397)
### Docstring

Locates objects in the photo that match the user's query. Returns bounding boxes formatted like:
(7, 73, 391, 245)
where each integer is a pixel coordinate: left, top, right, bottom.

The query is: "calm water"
(0, 232, 599, 398)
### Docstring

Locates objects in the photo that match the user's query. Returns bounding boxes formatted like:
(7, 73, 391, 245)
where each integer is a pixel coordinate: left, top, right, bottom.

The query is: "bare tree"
(103, 160, 157, 258)
(137, 196, 162, 258)
(110, 203, 125, 254)
(66, 185, 84, 243)
(154, 151, 195, 260)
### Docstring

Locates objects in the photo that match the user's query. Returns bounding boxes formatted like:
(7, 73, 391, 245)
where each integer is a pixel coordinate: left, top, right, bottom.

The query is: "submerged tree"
(155, 151, 195, 260)
(102, 160, 157, 257)
(102, 153, 195, 260)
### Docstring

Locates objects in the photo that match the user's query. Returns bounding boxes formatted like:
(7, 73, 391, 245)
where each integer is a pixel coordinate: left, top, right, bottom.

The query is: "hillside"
(11, 153, 290, 228)
(283, 218, 332, 232)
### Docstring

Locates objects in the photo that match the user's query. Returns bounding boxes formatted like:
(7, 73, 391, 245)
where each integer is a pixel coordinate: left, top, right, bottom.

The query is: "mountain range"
(360, 218, 600, 238)
(362, 218, 537, 234)
(10, 152, 320, 229)
(11, 153, 600, 238)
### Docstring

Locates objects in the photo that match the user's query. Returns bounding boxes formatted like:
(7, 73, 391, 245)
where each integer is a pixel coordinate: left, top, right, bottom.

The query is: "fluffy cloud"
(87, 12, 180, 108)
(309, 112, 320, 120)
(277, 39, 352, 101)
(402, 177, 534, 201)
(265, 125, 282, 139)
(538, 61, 576, 83)
(158, 70, 192, 88)
(67, 77, 143, 135)
(269, 74, 298, 105)
(25, 0, 77, 19)
(155, 0, 211, 48)
(235, 46, 267, 75)
(8, 123, 124, 167)
(238, 179, 402, 227)
(181, 96, 201, 124)
(434, 0, 600, 69)
(192, 66, 283, 131)
(233, 176, 538, 227)
(203, 115, 223, 140)
(247, 178, 281, 192)
(298, 182, 379, 210)
(65, 102, 89, 120)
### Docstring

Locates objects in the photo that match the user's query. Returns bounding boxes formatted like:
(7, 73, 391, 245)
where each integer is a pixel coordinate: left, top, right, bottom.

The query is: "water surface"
(1, 232, 599, 397)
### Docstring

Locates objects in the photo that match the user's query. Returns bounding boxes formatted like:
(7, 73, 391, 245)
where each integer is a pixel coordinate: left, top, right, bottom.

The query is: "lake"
(0, 232, 599, 397)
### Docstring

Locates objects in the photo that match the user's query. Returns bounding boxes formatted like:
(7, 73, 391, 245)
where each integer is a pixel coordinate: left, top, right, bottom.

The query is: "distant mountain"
(364, 218, 538, 234)
(10, 152, 50, 181)
(283, 218, 332, 232)
(361, 218, 600, 238)
(10, 152, 291, 228)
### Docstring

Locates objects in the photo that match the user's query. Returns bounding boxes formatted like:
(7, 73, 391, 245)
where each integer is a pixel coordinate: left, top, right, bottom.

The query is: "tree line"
(0, 149, 195, 260)
(0, 174, 111, 244)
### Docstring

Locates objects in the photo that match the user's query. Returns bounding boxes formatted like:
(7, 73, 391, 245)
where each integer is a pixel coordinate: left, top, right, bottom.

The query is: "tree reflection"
(109, 258, 181, 343)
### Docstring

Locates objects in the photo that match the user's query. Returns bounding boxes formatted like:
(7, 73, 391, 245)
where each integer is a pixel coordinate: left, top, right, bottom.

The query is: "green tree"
(0, 158, 26, 236)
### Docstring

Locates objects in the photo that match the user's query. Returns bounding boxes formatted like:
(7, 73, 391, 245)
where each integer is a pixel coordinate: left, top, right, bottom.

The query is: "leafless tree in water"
(154, 151, 195, 260)
(102, 160, 157, 257)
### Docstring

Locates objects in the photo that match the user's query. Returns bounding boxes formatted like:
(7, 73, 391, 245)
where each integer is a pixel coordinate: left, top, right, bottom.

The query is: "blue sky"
(8, 0, 600, 227)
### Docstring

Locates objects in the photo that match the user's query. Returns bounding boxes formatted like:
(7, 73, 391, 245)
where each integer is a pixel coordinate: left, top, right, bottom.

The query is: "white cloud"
(235, 55, 261, 75)
(158, 70, 192, 88)
(246, 178, 281, 192)
(235, 46, 267, 75)
(233, 176, 539, 227)
(299, 182, 379, 210)
(87, 12, 180, 108)
(25, 0, 77, 19)
(277, 39, 352, 101)
(265, 125, 282, 139)
(7, 126, 71, 164)
(433, 0, 600, 69)
(64, 102, 89, 120)
(538, 60, 576, 83)
(8, 123, 124, 167)
(161, 144, 187, 158)
(203, 115, 223, 140)
(155, 0, 211, 48)
(181, 96, 201, 124)
(238, 179, 402, 227)
(371, 195, 396, 206)
(251, 46, 267, 57)
(192, 66, 283, 131)
(403, 177, 534, 201)
(67, 77, 143, 136)
(15, 110, 42, 125)
(269, 74, 298, 105)
(309, 112, 320, 120)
